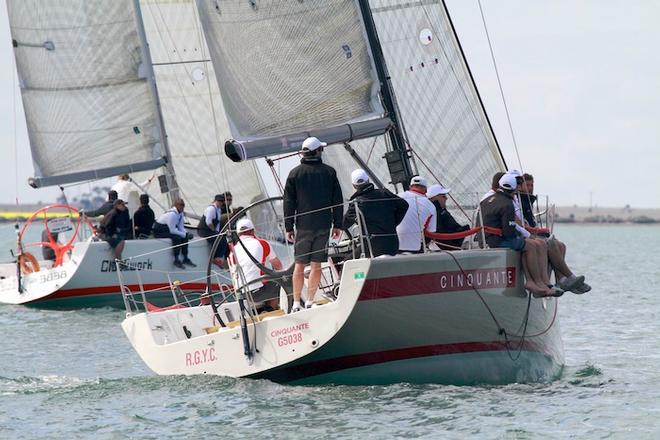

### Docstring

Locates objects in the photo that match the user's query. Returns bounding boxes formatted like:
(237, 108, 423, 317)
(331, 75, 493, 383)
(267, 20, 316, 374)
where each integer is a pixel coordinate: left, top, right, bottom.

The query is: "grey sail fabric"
(141, 0, 265, 213)
(367, 0, 505, 206)
(196, 0, 385, 149)
(8, 0, 165, 188)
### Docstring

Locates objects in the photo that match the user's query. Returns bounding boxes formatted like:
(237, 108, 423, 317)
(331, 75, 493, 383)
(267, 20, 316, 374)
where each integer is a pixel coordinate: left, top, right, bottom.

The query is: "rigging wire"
(476, 0, 525, 172)
(443, 249, 534, 362)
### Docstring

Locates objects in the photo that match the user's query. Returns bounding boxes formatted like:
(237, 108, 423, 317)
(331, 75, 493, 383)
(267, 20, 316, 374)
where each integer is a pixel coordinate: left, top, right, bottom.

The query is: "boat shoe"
(558, 275, 585, 292)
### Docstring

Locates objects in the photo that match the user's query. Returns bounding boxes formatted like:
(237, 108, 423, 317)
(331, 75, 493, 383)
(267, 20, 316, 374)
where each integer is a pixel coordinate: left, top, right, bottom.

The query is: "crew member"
(283, 136, 343, 312)
(100, 199, 131, 261)
(396, 176, 437, 253)
(153, 198, 196, 269)
(343, 169, 408, 257)
(133, 194, 155, 238)
(231, 218, 284, 313)
(427, 183, 469, 249)
(480, 174, 559, 297)
(198, 194, 226, 267)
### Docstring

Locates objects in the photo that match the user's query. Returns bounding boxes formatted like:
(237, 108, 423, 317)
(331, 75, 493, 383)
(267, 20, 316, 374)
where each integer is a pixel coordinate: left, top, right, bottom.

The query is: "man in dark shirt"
(343, 169, 408, 257)
(427, 184, 469, 249)
(84, 190, 118, 218)
(133, 194, 155, 238)
(283, 137, 343, 311)
(480, 174, 559, 297)
(100, 199, 131, 261)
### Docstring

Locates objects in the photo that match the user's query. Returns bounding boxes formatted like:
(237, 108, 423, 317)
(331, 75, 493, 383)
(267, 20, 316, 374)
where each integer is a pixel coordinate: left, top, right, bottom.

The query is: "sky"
(1, 1, 659, 208)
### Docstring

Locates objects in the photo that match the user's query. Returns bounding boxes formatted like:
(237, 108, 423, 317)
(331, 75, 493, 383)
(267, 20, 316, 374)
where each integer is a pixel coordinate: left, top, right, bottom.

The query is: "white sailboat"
(0, 0, 266, 308)
(121, 0, 564, 385)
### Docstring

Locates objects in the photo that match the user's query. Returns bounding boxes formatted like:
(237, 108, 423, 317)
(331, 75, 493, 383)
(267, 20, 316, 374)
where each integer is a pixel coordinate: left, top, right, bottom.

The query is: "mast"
(356, 0, 415, 190)
(132, 0, 180, 204)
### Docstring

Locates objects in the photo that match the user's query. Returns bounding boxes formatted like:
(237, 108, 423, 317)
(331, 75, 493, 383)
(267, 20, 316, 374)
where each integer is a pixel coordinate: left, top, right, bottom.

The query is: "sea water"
(0, 223, 659, 439)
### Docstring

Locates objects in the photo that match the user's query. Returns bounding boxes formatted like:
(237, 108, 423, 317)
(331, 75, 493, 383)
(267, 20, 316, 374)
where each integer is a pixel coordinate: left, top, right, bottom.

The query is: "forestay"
(140, 0, 265, 213)
(8, 0, 166, 188)
(196, 0, 389, 160)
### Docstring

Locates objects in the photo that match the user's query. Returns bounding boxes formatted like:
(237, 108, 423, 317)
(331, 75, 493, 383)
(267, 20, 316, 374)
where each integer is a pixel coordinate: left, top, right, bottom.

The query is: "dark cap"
(214, 192, 233, 202)
(139, 194, 149, 204)
(113, 199, 125, 207)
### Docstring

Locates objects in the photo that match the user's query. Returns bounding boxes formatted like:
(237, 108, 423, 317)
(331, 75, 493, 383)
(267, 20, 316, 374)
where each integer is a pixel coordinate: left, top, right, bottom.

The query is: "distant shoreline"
(2, 203, 659, 225)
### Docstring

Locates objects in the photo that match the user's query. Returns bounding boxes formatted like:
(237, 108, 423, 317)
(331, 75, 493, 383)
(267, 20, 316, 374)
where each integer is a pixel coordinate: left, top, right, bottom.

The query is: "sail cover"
(140, 0, 265, 212)
(365, 0, 506, 205)
(196, 0, 388, 159)
(7, 0, 166, 188)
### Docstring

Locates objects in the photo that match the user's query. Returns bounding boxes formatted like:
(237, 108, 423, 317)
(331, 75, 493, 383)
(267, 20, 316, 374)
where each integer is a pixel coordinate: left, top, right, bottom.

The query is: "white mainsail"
(196, 0, 391, 160)
(140, 0, 265, 212)
(7, 0, 167, 188)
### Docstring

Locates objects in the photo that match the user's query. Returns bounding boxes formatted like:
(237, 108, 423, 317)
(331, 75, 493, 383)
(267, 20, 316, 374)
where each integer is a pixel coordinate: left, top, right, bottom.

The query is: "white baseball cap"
(409, 176, 428, 187)
(351, 169, 370, 185)
(499, 173, 517, 191)
(507, 169, 522, 178)
(427, 183, 450, 198)
(236, 218, 255, 233)
(301, 136, 327, 152)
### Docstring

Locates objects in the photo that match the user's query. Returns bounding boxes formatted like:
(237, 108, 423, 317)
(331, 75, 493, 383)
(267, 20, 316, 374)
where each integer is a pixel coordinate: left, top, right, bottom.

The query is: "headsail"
(364, 0, 506, 203)
(141, 0, 265, 212)
(8, 0, 167, 188)
(196, 0, 390, 161)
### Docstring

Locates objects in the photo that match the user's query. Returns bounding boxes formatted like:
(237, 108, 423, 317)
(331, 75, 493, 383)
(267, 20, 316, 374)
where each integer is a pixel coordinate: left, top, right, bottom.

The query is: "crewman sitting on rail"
(517, 173, 590, 294)
(100, 199, 131, 262)
(480, 174, 561, 298)
(153, 198, 196, 269)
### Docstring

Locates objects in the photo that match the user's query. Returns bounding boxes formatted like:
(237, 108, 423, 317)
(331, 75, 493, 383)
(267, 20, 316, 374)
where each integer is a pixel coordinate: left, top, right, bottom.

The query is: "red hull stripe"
(48, 282, 225, 300)
(359, 267, 516, 300)
(252, 339, 546, 382)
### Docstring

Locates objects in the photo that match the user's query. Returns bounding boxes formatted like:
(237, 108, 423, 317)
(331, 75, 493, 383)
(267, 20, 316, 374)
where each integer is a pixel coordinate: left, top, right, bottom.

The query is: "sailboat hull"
(0, 238, 225, 309)
(122, 249, 564, 385)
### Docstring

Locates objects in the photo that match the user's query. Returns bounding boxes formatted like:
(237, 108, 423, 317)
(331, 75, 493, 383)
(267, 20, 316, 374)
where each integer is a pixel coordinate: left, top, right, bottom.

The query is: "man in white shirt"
(396, 176, 437, 253)
(111, 173, 154, 218)
(153, 198, 196, 269)
(231, 218, 283, 312)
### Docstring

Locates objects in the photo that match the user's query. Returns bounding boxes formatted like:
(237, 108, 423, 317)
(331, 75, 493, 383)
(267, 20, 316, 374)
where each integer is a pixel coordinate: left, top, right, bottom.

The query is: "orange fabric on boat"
(145, 302, 187, 312)
(19, 253, 40, 274)
(424, 227, 483, 241)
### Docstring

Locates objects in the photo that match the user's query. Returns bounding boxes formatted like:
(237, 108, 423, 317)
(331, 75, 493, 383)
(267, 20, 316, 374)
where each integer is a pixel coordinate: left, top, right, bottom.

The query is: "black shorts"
(294, 229, 329, 264)
(105, 236, 123, 249)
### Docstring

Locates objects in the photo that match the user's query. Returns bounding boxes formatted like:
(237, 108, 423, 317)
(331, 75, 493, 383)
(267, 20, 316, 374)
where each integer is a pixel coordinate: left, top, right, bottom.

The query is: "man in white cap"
(396, 176, 437, 253)
(427, 183, 470, 249)
(480, 174, 561, 297)
(283, 137, 343, 312)
(230, 218, 284, 312)
(343, 169, 409, 257)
